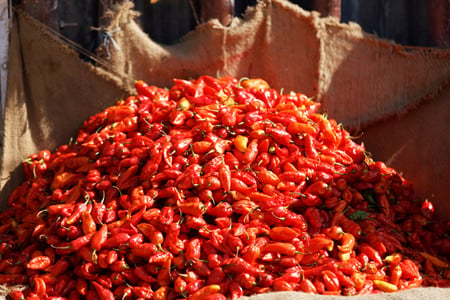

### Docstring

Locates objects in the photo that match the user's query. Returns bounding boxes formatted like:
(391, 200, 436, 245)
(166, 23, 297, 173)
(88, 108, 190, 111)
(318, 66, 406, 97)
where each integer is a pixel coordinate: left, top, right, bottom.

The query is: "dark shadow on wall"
(16, 0, 446, 59)
(341, 0, 441, 47)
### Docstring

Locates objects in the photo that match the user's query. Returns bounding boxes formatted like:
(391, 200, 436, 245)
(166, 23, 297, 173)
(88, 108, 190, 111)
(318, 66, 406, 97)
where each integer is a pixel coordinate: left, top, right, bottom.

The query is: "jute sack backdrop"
(100, 0, 320, 101)
(0, 9, 131, 209)
(359, 84, 450, 217)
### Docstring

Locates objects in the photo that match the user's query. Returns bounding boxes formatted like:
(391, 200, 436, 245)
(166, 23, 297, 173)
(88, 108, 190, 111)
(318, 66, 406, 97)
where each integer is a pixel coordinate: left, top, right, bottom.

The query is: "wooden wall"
(13, 0, 450, 52)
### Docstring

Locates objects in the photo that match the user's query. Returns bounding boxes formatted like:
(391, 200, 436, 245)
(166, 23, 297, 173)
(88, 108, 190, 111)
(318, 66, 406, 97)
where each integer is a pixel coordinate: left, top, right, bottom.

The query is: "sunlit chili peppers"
(0, 75, 448, 299)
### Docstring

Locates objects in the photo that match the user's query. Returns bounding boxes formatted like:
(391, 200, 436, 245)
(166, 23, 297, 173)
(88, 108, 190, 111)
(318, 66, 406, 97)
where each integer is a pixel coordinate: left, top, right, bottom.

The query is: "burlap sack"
(0, 9, 131, 209)
(0, 0, 449, 299)
(360, 84, 450, 217)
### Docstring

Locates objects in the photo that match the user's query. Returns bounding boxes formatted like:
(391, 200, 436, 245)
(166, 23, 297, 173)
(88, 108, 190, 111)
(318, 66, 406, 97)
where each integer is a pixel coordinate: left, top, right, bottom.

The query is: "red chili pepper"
(189, 284, 221, 300)
(87, 201, 106, 224)
(230, 177, 256, 194)
(32, 276, 47, 297)
(373, 279, 398, 293)
(205, 268, 225, 286)
(357, 280, 374, 295)
(399, 259, 421, 279)
(304, 207, 322, 229)
(164, 227, 184, 254)
(102, 233, 130, 249)
(113, 285, 132, 300)
(377, 230, 403, 252)
(75, 262, 100, 281)
(224, 257, 263, 276)
(232, 170, 257, 187)
(304, 134, 319, 159)
(360, 167, 382, 183)
(305, 181, 332, 198)
(137, 223, 164, 245)
(129, 284, 153, 298)
(284, 212, 308, 231)
(80, 211, 96, 235)
(173, 276, 188, 294)
(337, 213, 362, 238)
(147, 251, 172, 265)
(266, 126, 292, 147)
(177, 201, 207, 217)
(335, 269, 356, 287)
(91, 281, 115, 300)
(133, 265, 157, 283)
(86, 289, 100, 300)
(256, 168, 279, 186)
(390, 264, 402, 286)
(299, 278, 317, 294)
(89, 224, 108, 251)
(229, 280, 244, 299)
(185, 238, 202, 261)
(337, 233, 356, 253)
(302, 262, 336, 278)
(64, 201, 89, 226)
(156, 206, 173, 225)
(125, 233, 144, 249)
(240, 139, 257, 165)
(185, 278, 206, 295)
(42, 258, 70, 278)
(225, 233, 243, 253)
(287, 121, 318, 136)
(261, 242, 296, 256)
(269, 226, 300, 241)
(77, 246, 97, 265)
(76, 278, 88, 296)
(208, 202, 233, 218)
(47, 203, 74, 216)
(158, 258, 172, 286)
(359, 243, 383, 266)
(364, 233, 388, 255)
(8, 290, 26, 300)
(305, 236, 334, 253)
(279, 170, 307, 183)
(190, 260, 212, 278)
(108, 273, 126, 287)
(321, 270, 340, 292)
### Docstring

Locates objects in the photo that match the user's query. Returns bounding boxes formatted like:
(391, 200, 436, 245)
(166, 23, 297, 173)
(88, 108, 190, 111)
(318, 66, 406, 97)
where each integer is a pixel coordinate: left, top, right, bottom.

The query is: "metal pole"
(0, 0, 11, 119)
(311, 0, 341, 20)
(428, 0, 449, 47)
(198, 0, 234, 26)
(21, 0, 59, 30)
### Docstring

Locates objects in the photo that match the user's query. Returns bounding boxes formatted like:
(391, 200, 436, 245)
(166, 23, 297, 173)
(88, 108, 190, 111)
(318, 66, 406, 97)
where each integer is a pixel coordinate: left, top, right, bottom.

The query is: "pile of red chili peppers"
(0, 75, 448, 299)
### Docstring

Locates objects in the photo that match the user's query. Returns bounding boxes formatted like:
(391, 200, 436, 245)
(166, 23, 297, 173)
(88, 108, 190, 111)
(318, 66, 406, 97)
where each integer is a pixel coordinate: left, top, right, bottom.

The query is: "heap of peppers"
(0, 75, 449, 300)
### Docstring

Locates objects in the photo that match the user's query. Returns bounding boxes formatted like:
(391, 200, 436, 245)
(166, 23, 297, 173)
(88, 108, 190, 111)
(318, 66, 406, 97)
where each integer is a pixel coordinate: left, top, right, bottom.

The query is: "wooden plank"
(428, 0, 449, 47)
(311, 0, 341, 19)
(21, 0, 59, 29)
(198, 0, 234, 26)
(0, 0, 10, 118)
